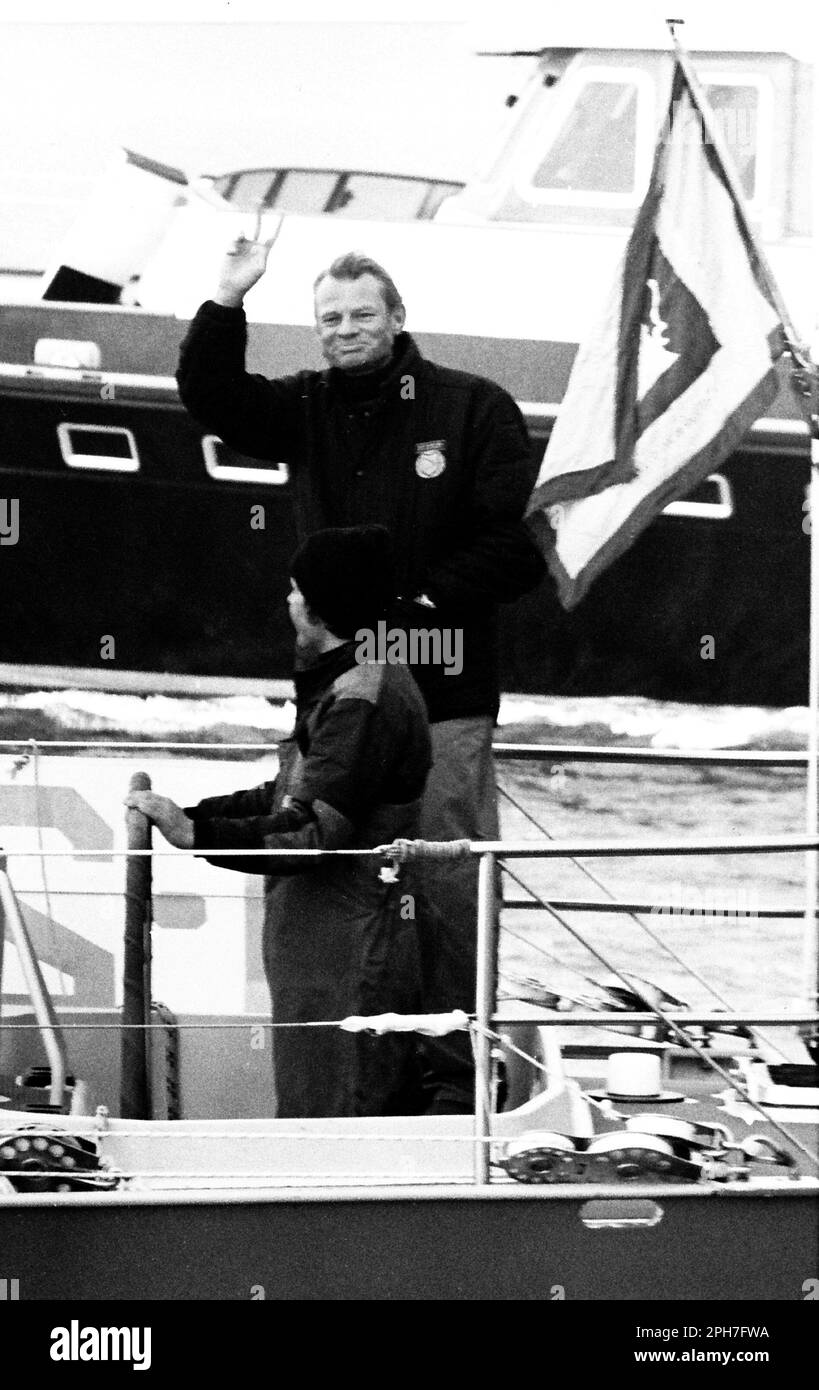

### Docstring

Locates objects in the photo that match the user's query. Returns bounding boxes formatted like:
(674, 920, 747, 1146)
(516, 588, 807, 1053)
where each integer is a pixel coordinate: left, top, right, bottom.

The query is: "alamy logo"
(355, 621, 463, 676)
(50, 1321, 151, 1371)
(0, 498, 19, 545)
(650, 882, 759, 923)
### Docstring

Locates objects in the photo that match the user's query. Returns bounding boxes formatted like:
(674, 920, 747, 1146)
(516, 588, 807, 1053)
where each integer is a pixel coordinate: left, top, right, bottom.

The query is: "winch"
(0, 1127, 120, 1194)
(497, 1119, 795, 1185)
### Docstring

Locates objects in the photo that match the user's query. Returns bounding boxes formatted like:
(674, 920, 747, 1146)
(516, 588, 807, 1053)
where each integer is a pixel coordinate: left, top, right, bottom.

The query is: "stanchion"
(473, 850, 495, 1184)
(121, 771, 153, 1118)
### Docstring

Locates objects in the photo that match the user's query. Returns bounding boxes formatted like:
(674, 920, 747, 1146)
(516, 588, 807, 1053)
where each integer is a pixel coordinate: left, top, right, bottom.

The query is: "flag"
(525, 60, 786, 610)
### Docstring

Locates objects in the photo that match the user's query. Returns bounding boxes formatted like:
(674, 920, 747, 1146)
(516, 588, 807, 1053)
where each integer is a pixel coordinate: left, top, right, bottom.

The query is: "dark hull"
(2, 1183, 816, 1299)
(0, 305, 810, 704)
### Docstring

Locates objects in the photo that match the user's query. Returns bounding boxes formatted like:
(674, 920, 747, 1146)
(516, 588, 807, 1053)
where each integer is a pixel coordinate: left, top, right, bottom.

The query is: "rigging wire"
(497, 856, 819, 1170)
(497, 776, 790, 1061)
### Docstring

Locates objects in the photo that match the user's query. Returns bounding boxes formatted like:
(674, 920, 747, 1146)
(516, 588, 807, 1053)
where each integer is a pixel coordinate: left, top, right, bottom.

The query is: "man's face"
(314, 273, 405, 373)
(287, 579, 323, 656)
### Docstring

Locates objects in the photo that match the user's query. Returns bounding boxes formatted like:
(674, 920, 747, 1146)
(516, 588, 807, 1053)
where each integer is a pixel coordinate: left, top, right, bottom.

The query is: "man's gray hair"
(313, 252, 404, 314)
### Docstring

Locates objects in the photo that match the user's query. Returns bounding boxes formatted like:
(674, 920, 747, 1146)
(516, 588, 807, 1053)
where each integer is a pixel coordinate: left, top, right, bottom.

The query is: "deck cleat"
(737, 1136, 795, 1169)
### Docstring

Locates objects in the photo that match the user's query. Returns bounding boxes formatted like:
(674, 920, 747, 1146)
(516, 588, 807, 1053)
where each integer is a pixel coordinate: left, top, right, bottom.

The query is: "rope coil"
(377, 838, 472, 861)
(339, 1010, 470, 1037)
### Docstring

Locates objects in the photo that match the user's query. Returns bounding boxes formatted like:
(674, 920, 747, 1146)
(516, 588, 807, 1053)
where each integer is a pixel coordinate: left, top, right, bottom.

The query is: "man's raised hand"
(214, 223, 278, 308)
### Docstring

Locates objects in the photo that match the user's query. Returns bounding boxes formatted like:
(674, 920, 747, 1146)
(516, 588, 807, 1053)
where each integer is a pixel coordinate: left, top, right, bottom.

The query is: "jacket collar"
(293, 641, 359, 708)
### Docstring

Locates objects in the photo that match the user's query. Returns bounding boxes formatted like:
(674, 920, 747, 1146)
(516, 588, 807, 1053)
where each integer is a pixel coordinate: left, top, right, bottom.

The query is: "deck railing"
(1, 740, 818, 1185)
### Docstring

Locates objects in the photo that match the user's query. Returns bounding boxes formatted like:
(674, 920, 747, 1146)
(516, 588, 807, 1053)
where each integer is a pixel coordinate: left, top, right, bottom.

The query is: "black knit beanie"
(290, 525, 396, 639)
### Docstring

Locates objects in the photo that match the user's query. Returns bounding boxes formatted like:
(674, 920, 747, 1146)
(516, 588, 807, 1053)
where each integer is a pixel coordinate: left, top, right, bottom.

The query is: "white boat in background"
(1, 12, 817, 703)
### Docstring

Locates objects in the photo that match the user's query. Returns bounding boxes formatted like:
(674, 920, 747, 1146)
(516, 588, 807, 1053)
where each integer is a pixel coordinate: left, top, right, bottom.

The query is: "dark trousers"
(263, 868, 424, 1118)
(415, 717, 499, 1112)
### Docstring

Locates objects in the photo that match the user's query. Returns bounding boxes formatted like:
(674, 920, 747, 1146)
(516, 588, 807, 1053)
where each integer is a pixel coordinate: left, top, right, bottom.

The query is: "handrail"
(2, 1011, 817, 1035)
(7, 833, 818, 858)
(0, 851, 67, 1107)
(489, 1010, 819, 1028)
(10, 886, 812, 919)
(0, 737, 810, 767)
(492, 744, 809, 766)
(505, 897, 816, 918)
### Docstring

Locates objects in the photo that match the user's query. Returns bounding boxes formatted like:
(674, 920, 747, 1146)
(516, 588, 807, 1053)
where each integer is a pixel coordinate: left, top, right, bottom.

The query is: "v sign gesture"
(214, 210, 281, 308)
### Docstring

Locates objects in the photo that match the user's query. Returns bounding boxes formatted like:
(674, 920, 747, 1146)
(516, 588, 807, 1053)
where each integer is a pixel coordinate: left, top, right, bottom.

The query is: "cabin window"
(57, 423, 139, 473)
(329, 175, 451, 221)
(211, 167, 462, 221)
(518, 67, 655, 209)
(212, 168, 339, 214)
(420, 182, 463, 218)
(534, 79, 639, 194)
(219, 169, 279, 210)
(202, 436, 289, 485)
(702, 81, 762, 203)
(271, 171, 340, 215)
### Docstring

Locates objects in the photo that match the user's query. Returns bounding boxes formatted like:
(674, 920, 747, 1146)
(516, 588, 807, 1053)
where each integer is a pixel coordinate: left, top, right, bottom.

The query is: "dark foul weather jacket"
(177, 308, 545, 722)
(185, 642, 432, 1118)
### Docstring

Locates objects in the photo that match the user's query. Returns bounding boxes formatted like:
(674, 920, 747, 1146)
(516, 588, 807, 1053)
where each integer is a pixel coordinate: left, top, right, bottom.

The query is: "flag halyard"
(526, 61, 785, 610)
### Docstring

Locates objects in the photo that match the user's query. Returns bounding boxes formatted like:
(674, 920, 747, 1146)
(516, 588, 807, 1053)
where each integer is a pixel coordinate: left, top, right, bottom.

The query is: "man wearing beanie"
(127, 526, 432, 1118)
(177, 245, 547, 1114)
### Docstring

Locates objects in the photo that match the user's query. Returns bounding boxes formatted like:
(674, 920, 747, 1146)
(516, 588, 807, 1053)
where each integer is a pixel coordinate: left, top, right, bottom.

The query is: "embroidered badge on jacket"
(414, 440, 447, 479)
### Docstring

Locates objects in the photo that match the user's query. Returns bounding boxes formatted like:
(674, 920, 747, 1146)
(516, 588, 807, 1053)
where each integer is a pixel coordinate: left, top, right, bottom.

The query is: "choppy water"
(0, 685, 811, 750)
(497, 754, 810, 1012)
(1, 688, 815, 1017)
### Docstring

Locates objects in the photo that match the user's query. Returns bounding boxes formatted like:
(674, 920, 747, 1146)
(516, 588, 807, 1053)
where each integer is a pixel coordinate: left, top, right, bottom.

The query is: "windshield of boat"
(466, 52, 772, 226)
(211, 167, 463, 220)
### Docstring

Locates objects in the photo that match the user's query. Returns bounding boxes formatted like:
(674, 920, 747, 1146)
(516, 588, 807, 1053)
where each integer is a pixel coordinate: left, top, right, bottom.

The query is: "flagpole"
(668, 27, 812, 375)
(668, 20, 819, 1012)
(806, 428, 819, 1011)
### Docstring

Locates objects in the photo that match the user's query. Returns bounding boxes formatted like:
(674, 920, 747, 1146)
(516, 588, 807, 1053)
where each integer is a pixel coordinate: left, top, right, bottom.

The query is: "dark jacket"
(177, 305, 545, 721)
(186, 642, 431, 1117)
